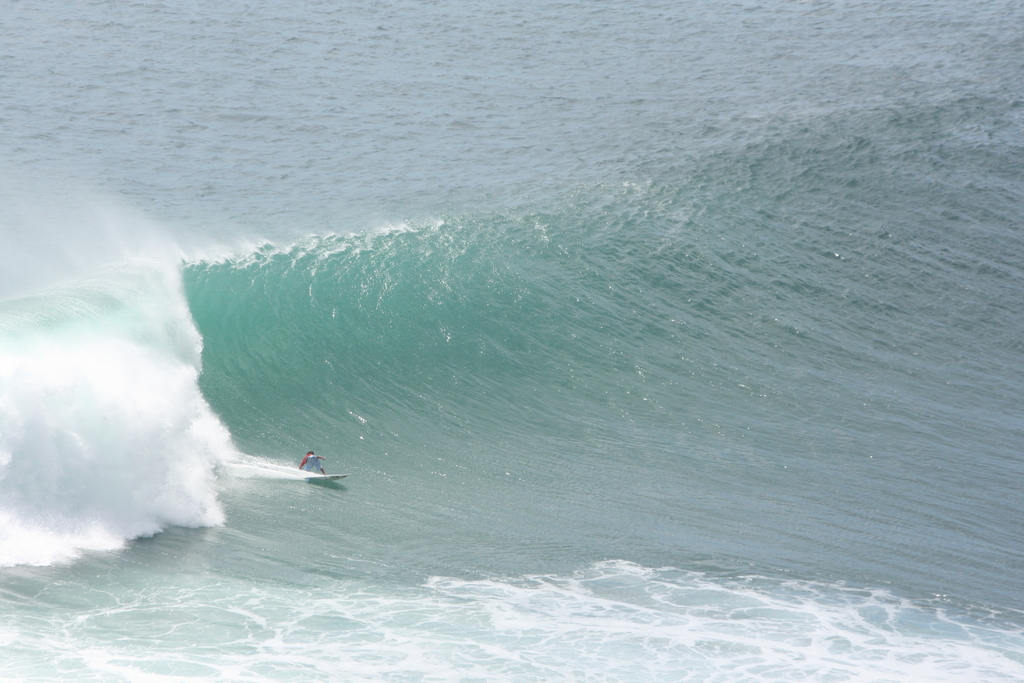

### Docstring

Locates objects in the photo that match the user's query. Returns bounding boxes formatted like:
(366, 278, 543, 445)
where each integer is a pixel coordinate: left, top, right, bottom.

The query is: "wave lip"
(0, 261, 236, 567)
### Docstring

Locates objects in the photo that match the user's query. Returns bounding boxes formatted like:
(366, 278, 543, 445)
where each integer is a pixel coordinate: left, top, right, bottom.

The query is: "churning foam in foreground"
(3, 561, 1023, 682)
(0, 260, 236, 567)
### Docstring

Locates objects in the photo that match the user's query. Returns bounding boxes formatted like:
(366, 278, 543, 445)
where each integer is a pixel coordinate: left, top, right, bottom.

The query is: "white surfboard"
(303, 473, 349, 481)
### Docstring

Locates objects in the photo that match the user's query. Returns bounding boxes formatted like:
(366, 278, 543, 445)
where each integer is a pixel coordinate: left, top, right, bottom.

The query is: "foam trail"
(0, 260, 237, 566)
(223, 454, 324, 480)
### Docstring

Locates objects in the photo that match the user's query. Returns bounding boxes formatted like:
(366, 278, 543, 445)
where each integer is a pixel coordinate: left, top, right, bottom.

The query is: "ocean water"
(2, 1, 1024, 681)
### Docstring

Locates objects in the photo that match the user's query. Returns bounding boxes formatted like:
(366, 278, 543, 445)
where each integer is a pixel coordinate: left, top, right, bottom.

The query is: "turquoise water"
(2, 1, 1024, 680)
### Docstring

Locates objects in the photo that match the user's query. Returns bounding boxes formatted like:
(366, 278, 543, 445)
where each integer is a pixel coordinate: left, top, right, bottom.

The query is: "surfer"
(299, 451, 326, 475)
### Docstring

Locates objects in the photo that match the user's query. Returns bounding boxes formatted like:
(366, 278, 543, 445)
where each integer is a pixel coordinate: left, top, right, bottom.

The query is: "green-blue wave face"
(183, 164, 1023, 601)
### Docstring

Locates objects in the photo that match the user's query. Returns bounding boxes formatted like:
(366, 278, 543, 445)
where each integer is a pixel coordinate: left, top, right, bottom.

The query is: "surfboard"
(303, 473, 349, 481)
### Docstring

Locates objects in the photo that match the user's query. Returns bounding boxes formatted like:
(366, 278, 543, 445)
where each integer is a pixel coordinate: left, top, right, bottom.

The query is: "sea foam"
(8, 561, 1022, 682)
(0, 260, 236, 566)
